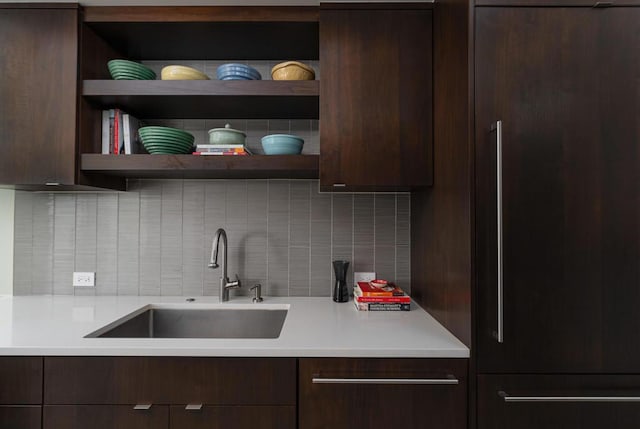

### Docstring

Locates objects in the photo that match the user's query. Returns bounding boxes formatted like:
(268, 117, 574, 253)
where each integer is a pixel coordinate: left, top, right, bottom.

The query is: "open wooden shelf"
(83, 80, 319, 119)
(84, 7, 319, 60)
(81, 154, 319, 179)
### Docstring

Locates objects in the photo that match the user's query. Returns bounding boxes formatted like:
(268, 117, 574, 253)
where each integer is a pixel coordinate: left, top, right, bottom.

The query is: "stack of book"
(193, 144, 252, 156)
(101, 109, 145, 155)
(354, 281, 410, 311)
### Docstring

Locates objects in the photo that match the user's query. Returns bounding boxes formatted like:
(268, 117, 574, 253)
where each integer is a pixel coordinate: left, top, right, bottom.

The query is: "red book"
(113, 109, 120, 155)
(356, 282, 407, 297)
(355, 295, 411, 304)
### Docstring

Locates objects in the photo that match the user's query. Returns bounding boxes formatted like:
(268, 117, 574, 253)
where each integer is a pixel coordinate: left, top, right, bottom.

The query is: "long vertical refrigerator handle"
(491, 120, 504, 344)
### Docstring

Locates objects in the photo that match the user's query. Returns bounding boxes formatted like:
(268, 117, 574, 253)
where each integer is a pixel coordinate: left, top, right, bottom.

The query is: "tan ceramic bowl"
(271, 61, 315, 81)
(161, 65, 210, 80)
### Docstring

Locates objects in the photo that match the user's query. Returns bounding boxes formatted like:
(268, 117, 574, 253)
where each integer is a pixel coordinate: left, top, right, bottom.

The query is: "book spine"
(113, 109, 120, 155)
(101, 110, 110, 154)
(354, 301, 411, 311)
(355, 285, 404, 298)
(123, 114, 131, 155)
(193, 151, 250, 156)
(355, 295, 411, 304)
(108, 109, 115, 154)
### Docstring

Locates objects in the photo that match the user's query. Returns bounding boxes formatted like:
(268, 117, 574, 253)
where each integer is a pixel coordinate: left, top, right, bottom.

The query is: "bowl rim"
(271, 61, 315, 76)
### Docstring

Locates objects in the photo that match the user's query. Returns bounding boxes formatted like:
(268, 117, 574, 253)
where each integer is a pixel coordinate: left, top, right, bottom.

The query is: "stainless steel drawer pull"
(312, 377, 459, 385)
(491, 120, 504, 344)
(185, 404, 203, 411)
(500, 391, 640, 402)
(133, 404, 152, 410)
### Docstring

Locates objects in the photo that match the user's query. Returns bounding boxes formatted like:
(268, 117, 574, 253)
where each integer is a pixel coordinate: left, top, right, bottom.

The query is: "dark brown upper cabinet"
(475, 6, 640, 374)
(319, 4, 433, 192)
(0, 6, 79, 190)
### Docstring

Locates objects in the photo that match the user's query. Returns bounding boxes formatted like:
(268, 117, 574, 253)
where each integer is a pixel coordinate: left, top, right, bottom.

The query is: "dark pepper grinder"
(332, 260, 350, 302)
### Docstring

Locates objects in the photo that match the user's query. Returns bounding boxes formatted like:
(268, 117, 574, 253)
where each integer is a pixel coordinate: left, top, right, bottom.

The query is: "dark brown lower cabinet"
(169, 405, 295, 429)
(479, 374, 640, 429)
(44, 406, 167, 429)
(0, 406, 41, 429)
(299, 358, 467, 429)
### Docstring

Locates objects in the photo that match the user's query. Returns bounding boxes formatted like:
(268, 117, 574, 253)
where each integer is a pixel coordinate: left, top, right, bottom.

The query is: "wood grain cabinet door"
(0, 357, 42, 405)
(43, 405, 168, 429)
(0, 406, 41, 429)
(169, 405, 295, 429)
(479, 374, 640, 429)
(0, 7, 78, 186)
(319, 7, 433, 191)
(299, 358, 467, 429)
(475, 7, 640, 373)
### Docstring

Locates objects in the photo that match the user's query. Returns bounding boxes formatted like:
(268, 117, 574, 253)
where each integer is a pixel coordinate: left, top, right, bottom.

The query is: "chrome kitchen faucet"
(208, 228, 241, 301)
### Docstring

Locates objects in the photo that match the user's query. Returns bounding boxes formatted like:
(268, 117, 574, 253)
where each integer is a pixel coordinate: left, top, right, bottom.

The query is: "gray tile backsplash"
(13, 180, 411, 297)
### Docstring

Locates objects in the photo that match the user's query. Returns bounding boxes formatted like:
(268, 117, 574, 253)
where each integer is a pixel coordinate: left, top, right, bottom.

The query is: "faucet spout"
(208, 228, 241, 301)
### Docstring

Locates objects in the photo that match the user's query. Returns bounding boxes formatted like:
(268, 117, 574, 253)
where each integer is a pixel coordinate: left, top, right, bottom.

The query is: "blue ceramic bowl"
(216, 63, 261, 80)
(261, 134, 304, 155)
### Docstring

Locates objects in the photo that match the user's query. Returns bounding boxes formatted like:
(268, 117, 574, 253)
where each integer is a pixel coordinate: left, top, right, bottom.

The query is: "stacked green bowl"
(138, 126, 195, 154)
(108, 59, 156, 80)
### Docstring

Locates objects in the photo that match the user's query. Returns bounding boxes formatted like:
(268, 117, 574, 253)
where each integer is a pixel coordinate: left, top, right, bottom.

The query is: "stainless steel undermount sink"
(85, 304, 289, 339)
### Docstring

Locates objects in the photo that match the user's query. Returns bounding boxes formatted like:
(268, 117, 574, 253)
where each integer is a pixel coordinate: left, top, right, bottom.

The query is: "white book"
(123, 114, 132, 154)
(101, 110, 110, 154)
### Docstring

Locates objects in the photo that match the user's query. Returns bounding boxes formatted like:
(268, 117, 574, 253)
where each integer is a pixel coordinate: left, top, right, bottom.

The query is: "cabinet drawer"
(479, 374, 640, 429)
(44, 357, 296, 405)
(299, 358, 467, 429)
(0, 406, 41, 429)
(0, 357, 42, 404)
(44, 405, 167, 429)
(169, 405, 295, 429)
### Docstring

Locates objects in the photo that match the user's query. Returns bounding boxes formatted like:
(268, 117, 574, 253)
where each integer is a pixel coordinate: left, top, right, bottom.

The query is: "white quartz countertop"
(0, 295, 469, 358)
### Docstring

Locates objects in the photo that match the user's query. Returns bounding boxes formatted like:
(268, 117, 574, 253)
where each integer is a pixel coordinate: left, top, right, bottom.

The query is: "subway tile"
(139, 180, 162, 296)
(309, 120, 319, 154)
(396, 245, 411, 294)
(17, 178, 410, 297)
(31, 194, 54, 295)
(374, 245, 396, 283)
(268, 120, 290, 135)
(375, 194, 396, 247)
(332, 194, 353, 247)
(225, 180, 248, 248)
(396, 194, 411, 246)
(244, 246, 268, 294)
(13, 192, 33, 295)
(53, 195, 76, 295)
(182, 181, 205, 297)
(96, 194, 118, 295)
(160, 181, 183, 295)
(75, 195, 97, 281)
(203, 180, 226, 296)
(268, 181, 290, 248)
(246, 120, 269, 154)
(267, 245, 288, 296)
(117, 192, 140, 295)
(290, 181, 311, 247)
(310, 244, 331, 297)
(310, 184, 331, 221)
(353, 245, 375, 274)
(289, 247, 310, 296)
(354, 195, 375, 246)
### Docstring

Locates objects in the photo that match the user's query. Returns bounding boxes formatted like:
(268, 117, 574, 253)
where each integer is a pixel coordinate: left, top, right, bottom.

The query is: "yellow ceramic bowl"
(271, 61, 315, 81)
(161, 65, 210, 80)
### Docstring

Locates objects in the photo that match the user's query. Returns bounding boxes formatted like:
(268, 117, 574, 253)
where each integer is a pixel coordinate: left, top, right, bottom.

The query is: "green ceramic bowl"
(108, 59, 156, 80)
(139, 127, 194, 142)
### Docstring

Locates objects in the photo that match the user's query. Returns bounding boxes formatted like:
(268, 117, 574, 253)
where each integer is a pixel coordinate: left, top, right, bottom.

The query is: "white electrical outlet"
(73, 272, 95, 287)
(354, 272, 376, 285)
